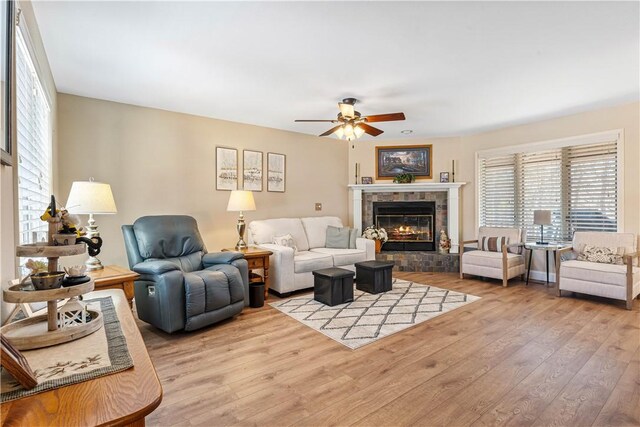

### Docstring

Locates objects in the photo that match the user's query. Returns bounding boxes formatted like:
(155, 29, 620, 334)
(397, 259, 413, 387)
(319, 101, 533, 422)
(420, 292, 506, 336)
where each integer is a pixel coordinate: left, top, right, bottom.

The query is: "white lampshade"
(65, 181, 117, 214)
(227, 190, 256, 212)
(533, 210, 552, 225)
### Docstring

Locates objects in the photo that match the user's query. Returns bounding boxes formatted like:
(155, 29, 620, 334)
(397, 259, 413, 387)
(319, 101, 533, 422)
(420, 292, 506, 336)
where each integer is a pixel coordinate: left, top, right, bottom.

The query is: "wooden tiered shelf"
(1, 243, 104, 350)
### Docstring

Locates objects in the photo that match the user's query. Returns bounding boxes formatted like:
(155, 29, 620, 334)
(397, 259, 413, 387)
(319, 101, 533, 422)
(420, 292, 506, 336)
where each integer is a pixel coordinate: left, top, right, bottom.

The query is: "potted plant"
(393, 173, 415, 184)
(362, 225, 389, 254)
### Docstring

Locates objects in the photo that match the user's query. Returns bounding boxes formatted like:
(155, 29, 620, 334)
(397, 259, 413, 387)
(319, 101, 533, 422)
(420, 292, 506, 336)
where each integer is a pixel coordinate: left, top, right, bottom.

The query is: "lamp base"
(235, 240, 248, 250)
(85, 256, 104, 271)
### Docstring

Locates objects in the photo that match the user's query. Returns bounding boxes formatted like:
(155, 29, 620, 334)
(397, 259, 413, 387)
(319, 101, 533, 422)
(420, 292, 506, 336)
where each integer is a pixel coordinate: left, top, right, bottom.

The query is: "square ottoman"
(355, 260, 395, 294)
(313, 267, 355, 306)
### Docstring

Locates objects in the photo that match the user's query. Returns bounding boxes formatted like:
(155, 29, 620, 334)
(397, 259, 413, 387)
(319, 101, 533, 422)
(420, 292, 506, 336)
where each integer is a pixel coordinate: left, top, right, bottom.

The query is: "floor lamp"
(66, 180, 118, 270)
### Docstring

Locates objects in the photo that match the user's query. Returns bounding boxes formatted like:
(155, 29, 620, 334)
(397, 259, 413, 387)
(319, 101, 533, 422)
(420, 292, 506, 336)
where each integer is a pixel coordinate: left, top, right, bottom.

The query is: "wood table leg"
(263, 258, 270, 300)
(122, 280, 135, 309)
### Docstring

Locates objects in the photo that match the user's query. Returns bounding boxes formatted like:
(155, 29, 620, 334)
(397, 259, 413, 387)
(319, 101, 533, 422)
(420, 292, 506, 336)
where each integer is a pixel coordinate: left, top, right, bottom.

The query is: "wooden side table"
(87, 265, 139, 309)
(221, 246, 273, 299)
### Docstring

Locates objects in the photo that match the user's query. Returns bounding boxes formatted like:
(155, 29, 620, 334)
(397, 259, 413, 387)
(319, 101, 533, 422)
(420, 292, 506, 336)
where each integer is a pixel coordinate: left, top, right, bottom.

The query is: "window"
(16, 26, 52, 247)
(478, 131, 621, 242)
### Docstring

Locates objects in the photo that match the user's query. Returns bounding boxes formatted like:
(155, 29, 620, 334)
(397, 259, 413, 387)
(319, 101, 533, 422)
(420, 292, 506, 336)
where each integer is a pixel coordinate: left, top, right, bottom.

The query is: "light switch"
(315, 203, 322, 211)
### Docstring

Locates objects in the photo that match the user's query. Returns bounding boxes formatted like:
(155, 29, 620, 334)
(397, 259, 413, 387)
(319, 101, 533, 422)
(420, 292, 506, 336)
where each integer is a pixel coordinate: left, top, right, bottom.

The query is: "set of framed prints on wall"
(216, 147, 286, 192)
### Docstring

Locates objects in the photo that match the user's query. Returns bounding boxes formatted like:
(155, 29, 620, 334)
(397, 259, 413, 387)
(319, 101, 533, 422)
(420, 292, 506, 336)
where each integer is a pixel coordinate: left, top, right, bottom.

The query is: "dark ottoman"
(355, 260, 395, 294)
(313, 267, 355, 306)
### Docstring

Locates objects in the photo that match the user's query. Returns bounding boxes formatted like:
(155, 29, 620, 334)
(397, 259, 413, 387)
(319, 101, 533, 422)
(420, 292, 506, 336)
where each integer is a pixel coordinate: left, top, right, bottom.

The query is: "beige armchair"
(460, 227, 526, 287)
(556, 232, 639, 310)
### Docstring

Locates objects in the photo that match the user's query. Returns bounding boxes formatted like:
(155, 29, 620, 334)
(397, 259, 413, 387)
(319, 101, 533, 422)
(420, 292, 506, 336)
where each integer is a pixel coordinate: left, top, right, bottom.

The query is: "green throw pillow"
(326, 226, 350, 249)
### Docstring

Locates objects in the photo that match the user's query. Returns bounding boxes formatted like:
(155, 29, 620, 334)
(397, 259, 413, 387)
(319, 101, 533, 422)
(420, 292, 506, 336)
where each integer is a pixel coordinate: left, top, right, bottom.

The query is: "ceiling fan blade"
(363, 112, 406, 123)
(358, 123, 384, 136)
(295, 119, 339, 123)
(319, 125, 343, 137)
(338, 102, 355, 119)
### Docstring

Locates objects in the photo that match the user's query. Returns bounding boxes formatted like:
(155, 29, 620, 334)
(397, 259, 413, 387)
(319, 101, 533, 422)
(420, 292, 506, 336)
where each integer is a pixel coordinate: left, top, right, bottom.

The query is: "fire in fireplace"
(373, 201, 436, 251)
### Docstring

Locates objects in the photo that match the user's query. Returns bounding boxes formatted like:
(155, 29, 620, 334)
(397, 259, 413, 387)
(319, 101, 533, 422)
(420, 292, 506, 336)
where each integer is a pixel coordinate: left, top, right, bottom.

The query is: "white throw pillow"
(273, 234, 298, 253)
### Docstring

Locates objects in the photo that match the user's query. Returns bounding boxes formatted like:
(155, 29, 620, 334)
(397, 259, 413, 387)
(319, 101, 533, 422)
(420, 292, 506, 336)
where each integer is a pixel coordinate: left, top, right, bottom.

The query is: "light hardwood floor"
(137, 272, 640, 427)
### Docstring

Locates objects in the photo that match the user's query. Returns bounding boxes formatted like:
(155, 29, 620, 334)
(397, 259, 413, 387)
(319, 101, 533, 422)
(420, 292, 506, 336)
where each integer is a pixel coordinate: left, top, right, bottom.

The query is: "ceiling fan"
(295, 98, 406, 141)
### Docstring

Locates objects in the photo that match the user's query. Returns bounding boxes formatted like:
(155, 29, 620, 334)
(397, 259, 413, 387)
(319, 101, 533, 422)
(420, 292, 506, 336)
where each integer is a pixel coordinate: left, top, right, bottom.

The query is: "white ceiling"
(32, 1, 639, 140)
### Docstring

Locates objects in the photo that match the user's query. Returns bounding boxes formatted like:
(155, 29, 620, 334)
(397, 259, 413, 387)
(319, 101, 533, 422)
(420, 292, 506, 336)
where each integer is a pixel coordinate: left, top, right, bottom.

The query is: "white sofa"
(460, 226, 526, 287)
(247, 216, 375, 295)
(557, 232, 639, 310)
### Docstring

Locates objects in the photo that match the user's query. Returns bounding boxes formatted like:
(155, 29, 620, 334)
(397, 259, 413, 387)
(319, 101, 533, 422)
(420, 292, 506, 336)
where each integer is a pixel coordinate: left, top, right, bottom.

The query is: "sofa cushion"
(310, 248, 368, 266)
(480, 236, 509, 253)
(293, 251, 334, 274)
(248, 218, 310, 251)
(561, 260, 640, 287)
(133, 215, 205, 259)
(301, 217, 344, 249)
(478, 226, 522, 254)
(273, 234, 298, 253)
(462, 250, 524, 268)
(326, 226, 350, 249)
(577, 245, 624, 265)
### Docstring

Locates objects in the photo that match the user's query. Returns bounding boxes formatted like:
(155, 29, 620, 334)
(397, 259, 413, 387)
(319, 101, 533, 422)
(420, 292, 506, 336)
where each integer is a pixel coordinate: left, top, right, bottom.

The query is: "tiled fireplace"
(349, 182, 466, 272)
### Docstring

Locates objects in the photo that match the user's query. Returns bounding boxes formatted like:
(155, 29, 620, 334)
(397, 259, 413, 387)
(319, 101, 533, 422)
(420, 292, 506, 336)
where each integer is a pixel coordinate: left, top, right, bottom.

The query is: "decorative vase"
(375, 239, 382, 254)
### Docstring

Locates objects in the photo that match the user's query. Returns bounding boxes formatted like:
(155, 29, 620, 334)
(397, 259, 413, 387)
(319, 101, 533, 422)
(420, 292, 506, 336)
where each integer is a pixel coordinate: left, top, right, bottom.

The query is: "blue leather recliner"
(122, 215, 249, 333)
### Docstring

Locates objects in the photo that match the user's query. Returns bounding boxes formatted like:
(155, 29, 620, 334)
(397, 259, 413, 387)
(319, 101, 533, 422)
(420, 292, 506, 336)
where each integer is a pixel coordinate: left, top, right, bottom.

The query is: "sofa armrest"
(256, 244, 296, 294)
(624, 250, 640, 263)
(203, 251, 245, 267)
(625, 251, 639, 309)
(356, 237, 376, 260)
(462, 239, 479, 251)
(132, 260, 181, 275)
(555, 246, 573, 296)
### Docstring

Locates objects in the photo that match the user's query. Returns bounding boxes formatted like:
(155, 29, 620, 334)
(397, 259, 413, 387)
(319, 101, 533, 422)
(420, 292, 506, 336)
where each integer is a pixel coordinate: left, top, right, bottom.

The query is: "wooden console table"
(88, 265, 139, 309)
(222, 246, 273, 299)
(0, 289, 162, 426)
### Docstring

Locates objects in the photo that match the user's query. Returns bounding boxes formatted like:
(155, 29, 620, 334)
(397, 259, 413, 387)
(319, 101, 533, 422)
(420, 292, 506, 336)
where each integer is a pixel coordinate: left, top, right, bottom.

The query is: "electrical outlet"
(315, 203, 322, 211)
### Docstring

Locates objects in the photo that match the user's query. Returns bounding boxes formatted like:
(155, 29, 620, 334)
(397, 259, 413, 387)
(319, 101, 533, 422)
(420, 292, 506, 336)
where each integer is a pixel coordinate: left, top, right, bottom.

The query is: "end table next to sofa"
(222, 246, 273, 299)
(524, 242, 570, 286)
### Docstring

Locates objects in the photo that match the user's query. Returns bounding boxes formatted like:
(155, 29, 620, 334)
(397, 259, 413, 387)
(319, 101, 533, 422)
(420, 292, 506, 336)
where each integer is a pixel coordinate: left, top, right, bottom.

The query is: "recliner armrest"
(203, 251, 245, 267)
(133, 260, 181, 275)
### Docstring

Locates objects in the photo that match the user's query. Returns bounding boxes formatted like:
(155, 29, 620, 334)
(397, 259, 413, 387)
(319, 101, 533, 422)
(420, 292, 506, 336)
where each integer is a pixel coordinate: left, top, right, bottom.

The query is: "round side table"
(524, 242, 570, 286)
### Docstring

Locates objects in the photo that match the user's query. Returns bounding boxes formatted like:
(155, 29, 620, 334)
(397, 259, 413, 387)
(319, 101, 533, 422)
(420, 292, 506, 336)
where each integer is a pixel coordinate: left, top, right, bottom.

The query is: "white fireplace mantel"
(348, 182, 467, 253)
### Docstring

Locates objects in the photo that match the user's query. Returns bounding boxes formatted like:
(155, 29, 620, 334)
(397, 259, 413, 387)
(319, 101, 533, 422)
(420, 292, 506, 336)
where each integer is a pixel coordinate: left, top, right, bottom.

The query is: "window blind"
(478, 138, 619, 242)
(16, 27, 51, 247)
(478, 154, 516, 228)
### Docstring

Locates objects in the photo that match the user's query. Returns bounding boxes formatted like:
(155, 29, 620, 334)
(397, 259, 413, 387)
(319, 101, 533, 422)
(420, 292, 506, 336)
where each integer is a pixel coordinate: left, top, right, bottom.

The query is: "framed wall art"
(216, 146, 238, 191)
(375, 145, 432, 180)
(440, 172, 450, 183)
(267, 152, 285, 192)
(243, 150, 263, 191)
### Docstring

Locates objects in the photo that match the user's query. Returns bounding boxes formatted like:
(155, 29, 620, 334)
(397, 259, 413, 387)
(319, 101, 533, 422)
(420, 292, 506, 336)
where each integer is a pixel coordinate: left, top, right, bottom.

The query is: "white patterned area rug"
(270, 279, 481, 349)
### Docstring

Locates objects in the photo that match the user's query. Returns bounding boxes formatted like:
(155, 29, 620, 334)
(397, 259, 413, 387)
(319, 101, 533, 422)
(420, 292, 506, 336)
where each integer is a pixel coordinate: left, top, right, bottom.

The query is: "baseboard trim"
(527, 269, 557, 283)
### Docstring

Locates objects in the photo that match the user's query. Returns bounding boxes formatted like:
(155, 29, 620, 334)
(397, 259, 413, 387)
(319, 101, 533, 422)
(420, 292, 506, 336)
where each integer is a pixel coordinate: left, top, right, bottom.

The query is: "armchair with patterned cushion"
(460, 226, 526, 287)
(556, 232, 639, 310)
(122, 215, 249, 333)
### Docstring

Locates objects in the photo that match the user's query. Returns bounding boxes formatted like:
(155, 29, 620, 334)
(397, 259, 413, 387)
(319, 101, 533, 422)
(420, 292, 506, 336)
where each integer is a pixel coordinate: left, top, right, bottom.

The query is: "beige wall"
(349, 102, 639, 237)
(348, 102, 640, 276)
(57, 94, 350, 268)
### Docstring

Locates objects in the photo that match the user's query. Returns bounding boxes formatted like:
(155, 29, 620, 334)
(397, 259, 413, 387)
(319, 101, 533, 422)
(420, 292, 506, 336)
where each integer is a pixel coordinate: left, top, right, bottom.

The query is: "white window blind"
(16, 27, 51, 246)
(478, 154, 516, 228)
(478, 137, 619, 242)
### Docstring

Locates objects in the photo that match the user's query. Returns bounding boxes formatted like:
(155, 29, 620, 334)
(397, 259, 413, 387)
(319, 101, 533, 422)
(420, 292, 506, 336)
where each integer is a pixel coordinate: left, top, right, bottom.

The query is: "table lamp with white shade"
(227, 190, 256, 249)
(533, 210, 552, 245)
(65, 180, 118, 270)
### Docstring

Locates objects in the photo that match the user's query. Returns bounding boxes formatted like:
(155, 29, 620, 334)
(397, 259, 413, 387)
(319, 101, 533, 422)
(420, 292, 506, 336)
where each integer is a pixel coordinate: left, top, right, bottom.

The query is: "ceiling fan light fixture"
(339, 103, 355, 119)
(354, 125, 365, 138)
(334, 126, 345, 139)
(343, 123, 355, 138)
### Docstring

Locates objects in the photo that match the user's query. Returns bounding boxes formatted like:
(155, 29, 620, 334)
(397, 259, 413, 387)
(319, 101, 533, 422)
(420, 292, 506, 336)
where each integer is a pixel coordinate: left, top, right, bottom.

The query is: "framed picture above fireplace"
(375, 145, 432, 180)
